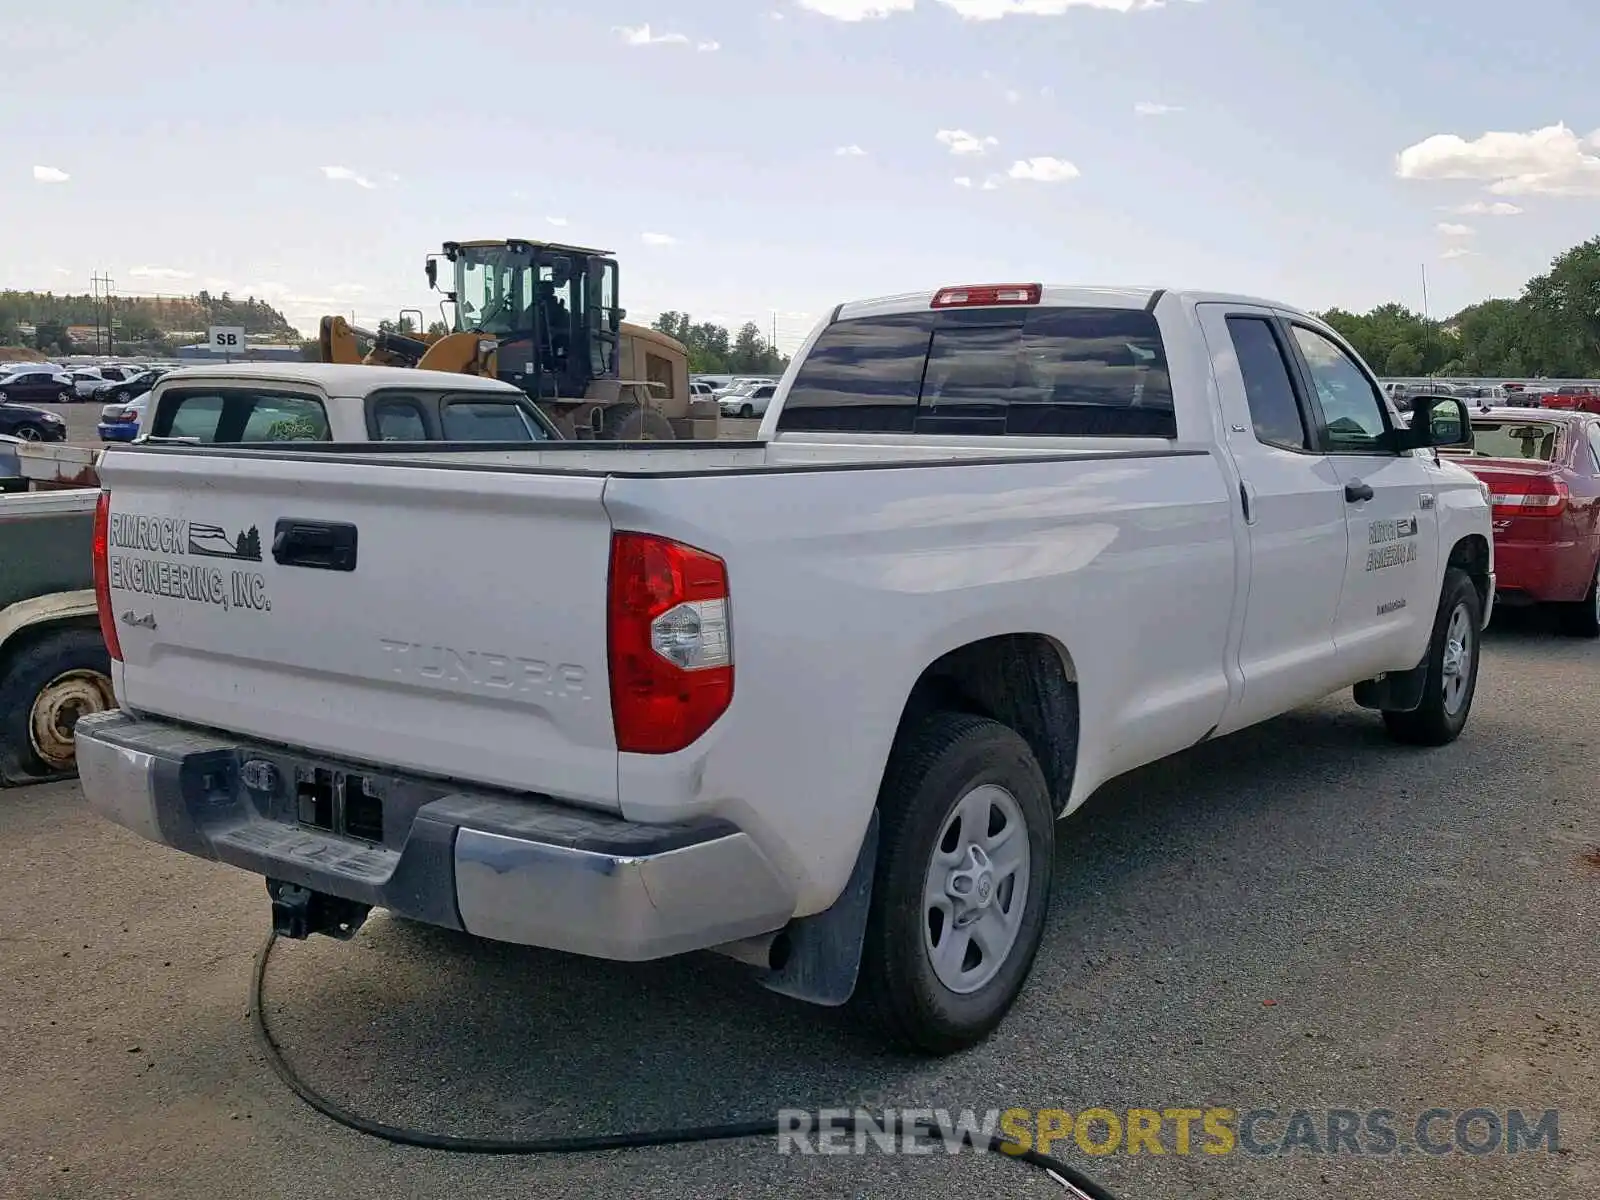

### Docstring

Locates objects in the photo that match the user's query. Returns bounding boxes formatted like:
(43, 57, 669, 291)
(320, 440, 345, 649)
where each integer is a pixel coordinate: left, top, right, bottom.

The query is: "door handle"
(272, 519, 358, 571)
(1344, 481, 1374, 503)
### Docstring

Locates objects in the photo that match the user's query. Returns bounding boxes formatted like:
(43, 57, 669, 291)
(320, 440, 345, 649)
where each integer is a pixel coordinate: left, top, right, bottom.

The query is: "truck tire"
(1381, 568, 1482, 747)
(600, 405, 676, 441)
(853, 712, 1055, 1054)
(0, 627, 115, 785)
(1557, 561, 1600, 638)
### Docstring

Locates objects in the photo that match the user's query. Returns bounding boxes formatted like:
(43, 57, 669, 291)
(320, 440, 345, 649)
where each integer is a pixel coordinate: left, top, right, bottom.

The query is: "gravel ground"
(1, 617, 1596, 1199)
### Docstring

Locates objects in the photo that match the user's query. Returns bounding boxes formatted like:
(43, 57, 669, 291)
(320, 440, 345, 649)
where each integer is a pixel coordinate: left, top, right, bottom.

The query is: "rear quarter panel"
(604, 451, 1238, 914)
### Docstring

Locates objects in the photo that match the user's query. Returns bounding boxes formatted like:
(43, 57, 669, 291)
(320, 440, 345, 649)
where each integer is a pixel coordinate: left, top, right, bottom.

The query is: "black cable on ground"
(250, 932, 1122, 1197)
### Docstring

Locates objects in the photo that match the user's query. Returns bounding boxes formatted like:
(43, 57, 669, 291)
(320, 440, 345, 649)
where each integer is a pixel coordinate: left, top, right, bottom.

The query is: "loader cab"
(435, 240, 622, 401)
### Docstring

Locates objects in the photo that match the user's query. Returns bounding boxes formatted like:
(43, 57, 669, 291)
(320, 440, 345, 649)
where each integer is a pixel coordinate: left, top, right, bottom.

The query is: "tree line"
(648, 313, 789, 376)
(1321, 236, 1600, 379)
(0, 289, 298, 356)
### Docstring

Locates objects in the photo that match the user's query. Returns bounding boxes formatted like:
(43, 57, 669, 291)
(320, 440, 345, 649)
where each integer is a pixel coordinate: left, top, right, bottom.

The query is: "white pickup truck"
(76, 284, 1492, 1054)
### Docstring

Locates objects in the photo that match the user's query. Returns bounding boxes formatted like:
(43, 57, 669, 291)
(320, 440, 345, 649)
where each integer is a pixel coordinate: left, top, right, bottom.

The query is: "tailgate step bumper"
(75, 710, 795, 961)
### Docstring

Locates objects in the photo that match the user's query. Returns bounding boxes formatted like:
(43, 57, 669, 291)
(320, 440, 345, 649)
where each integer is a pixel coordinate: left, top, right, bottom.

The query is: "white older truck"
(76, 285, 1492, 1053)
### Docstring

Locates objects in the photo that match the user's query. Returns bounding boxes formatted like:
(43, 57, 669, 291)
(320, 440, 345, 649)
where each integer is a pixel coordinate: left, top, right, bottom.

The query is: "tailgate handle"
(272, 519, 358, 572)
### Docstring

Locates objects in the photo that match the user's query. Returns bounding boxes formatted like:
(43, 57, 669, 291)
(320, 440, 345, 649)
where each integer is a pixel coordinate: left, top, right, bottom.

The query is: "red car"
(1542, 385, 1600, 413)
(1442, 408, 1600, 635)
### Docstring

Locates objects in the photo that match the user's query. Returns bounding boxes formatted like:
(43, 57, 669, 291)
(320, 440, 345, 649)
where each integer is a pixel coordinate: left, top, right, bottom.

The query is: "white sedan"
(719, 382, 778, 419)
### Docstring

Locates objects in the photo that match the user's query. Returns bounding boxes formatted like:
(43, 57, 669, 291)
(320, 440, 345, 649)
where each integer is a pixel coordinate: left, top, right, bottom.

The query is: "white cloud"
(799, 0, 1188, 19)
(1004, 88, 1021, 104)
(954, 176, 973, 187)
(937, 129, 999, 156)
(614, 23, 691, 45)
(330, 283, 367, 295)
(547, 216, 570, 226)
(322, 165, 376, 189)
(128, 266, 194, 281)
(797, 0, 914, 17)
(1007, 156, 1080, 182)
(1443, 200, 1524, 216)
(641, 232, 679, 246)
(1396, 123, 1600, 196)
(981, 175, 1002, 190)
(697, 39, 721, 51)
(1134, 101, 1183, 116)
(1436, 222, 1475, 237)
(835, 144, 868, 156)
(1440, 247, 1475, 260)
(32, 165, 69, 183)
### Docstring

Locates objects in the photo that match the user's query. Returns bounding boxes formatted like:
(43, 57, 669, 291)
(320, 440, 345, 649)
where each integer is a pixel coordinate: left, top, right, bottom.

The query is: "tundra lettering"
(378, 639, 588, 699)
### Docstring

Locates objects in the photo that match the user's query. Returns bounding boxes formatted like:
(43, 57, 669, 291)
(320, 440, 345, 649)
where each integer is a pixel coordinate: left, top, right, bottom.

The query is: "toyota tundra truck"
(75, 285, 1493, 1053)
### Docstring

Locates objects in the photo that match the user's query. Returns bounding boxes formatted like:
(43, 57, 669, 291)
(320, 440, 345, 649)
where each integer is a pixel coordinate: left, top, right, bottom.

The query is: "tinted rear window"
(1469, 420, 1562, 461)
(440, 400, 550, 441)
(777, 306, 1174, 437)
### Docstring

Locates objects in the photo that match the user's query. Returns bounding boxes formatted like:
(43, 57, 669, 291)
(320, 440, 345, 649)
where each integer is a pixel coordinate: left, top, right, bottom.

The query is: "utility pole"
(91, 270, 116, 356)
(1420, 264, 1431, 377)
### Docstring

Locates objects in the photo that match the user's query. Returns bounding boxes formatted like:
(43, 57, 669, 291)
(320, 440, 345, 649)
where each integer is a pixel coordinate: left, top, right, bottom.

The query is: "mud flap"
(751, 811, 878, 1008)
(1353, 656, 1429, 712)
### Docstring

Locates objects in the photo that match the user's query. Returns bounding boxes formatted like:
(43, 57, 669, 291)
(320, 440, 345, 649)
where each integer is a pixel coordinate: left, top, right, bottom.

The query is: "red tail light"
(607, 532, 732, 754)
(92, 490, 123, 662)
(931, 283, 1042, 309)
(1490, 475, 1568, 519)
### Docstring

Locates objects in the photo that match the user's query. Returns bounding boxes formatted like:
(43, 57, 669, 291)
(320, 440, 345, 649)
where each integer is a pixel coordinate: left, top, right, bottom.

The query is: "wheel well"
(1447, 534, 1491, 611)
(0, 616, 100, 672)
(893, 634, 1078, 811)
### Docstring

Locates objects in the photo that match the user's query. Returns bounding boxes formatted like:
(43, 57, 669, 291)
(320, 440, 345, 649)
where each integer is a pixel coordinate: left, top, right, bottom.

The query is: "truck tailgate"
(97, 449, 620, 809)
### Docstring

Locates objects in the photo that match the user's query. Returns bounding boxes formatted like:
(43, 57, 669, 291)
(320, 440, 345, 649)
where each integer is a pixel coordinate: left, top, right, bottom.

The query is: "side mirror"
(1401, 397, 1471, 449)
(425, 258, 438, 289)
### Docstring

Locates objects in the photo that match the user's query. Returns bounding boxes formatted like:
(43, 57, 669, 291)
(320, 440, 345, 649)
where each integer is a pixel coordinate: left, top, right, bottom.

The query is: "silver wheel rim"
(29, 668, 115, 770)
(1440, 602, 1474, 716)
(921, 783, 1031, 994)
(17, 424, 40, 441)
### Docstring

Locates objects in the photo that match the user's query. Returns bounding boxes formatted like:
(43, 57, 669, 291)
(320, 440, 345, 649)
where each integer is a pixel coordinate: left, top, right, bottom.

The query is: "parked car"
(67, 370, 107, 400)
(0, 402, 68, 442)
(0, 369, 75, 406)
(0, 483, 110, 784)
(118, 362, 563, 443)
(87, 369, 162, 405)
(98, 394, 151, 442)
(1440, 407, 1600, 634)
(78, 283, 1490, 1054)
(1542, 385, 1600, 414)
(720, 381, 778, 418)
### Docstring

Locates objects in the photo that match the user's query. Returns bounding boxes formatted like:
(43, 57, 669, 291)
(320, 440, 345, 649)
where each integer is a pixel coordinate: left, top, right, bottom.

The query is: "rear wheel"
(56, 389, 72, 404)
(853, 712, 1055, 1054)
(739, 404, 754, 419)
(1557, 561, 1600, 638)
(600, 404, 676, 441)
(1382, 568, 1482, 746)
(0, 627, 115, 785)
(12, 424, 43, 442)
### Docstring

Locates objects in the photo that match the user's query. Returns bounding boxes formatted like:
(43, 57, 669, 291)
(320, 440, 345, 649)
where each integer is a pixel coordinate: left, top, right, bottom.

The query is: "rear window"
(777, 306, 1175, 437)
(1468, 420, 1562, 461)
(439, 399, 550, 441)
(152, 388, 330, 443)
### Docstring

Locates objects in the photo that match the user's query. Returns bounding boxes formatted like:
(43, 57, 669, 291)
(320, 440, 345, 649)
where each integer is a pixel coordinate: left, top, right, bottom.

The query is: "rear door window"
(1226, 316, 1311, 451)
(439, 399, 550, 441)
(152, 388, 330, 442)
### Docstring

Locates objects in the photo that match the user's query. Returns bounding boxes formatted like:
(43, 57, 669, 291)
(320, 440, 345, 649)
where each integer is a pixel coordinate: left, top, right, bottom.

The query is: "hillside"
(0, 289, 298, 355)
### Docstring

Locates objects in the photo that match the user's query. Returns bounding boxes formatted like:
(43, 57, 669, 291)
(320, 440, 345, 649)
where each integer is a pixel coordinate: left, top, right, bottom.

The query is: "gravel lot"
(2, 620, 1596, 1200)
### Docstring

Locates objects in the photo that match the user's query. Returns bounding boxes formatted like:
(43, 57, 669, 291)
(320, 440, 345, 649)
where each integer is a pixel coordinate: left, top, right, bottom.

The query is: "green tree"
(426, 319, 450, 337)
(1384, 342, 1422, 376)
(33, 320, 69, 354)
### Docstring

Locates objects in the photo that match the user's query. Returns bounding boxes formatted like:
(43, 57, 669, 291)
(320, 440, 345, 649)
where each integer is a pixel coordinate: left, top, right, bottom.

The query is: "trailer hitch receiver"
(268, 880, 371, 941)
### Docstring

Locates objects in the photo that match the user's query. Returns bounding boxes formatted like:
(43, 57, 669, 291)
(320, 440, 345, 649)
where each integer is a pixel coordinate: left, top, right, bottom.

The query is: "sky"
(3, 0, 1599, 351)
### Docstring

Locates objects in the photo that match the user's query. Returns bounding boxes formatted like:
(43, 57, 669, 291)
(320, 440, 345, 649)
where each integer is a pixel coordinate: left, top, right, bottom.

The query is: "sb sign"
(209, 325, 246, 354)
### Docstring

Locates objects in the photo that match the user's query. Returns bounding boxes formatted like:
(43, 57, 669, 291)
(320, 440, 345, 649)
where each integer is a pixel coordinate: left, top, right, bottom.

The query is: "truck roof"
(834, 285, 1317, 322)
(147, 361, 527, 397)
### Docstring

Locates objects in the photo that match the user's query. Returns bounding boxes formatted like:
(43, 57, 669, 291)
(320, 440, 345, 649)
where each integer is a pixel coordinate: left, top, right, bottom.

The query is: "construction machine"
(318, 239, 715, 440)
